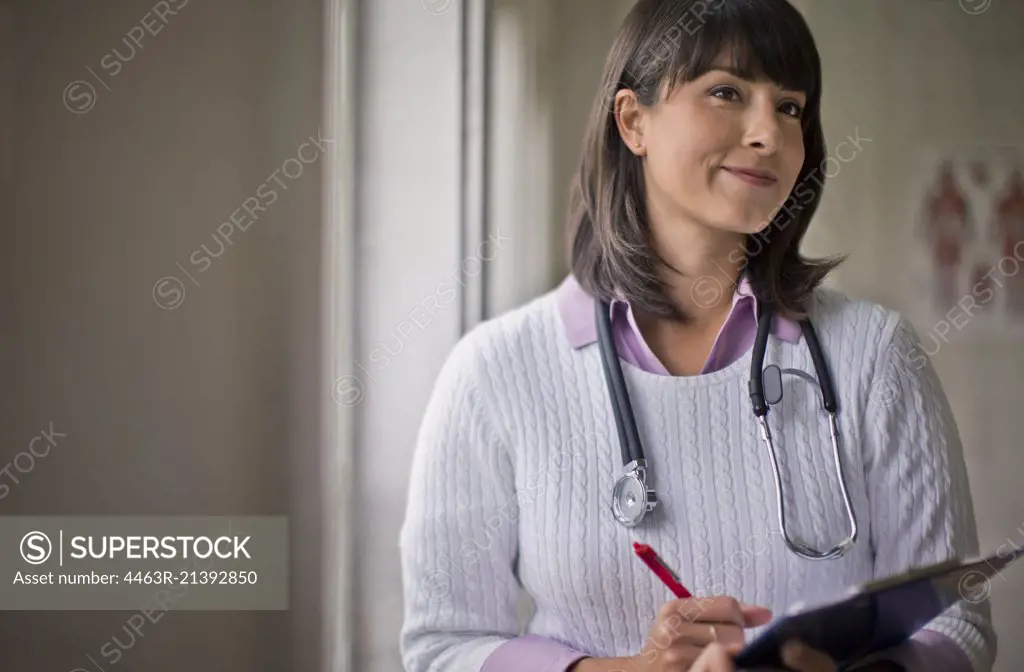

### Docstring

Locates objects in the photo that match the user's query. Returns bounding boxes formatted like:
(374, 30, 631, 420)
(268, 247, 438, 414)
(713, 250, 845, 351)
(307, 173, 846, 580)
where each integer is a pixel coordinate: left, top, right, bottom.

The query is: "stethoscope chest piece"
(596, 296, 858, 560)
(611, 460, 657, 528)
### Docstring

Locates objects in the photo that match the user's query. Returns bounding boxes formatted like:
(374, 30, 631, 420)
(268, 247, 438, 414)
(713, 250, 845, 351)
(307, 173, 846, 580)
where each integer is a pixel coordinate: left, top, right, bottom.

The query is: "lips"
(722, 166, 778, 187)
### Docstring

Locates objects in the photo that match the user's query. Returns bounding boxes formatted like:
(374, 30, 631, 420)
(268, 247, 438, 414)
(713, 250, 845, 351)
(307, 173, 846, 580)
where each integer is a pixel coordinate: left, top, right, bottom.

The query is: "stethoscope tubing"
(595, 299, 645, 466)
(596, 293, 858, 560)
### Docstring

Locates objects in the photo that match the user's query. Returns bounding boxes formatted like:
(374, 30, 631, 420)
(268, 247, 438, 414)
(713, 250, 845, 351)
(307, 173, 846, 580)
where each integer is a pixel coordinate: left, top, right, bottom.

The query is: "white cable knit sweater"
(399, 285, 995, 672)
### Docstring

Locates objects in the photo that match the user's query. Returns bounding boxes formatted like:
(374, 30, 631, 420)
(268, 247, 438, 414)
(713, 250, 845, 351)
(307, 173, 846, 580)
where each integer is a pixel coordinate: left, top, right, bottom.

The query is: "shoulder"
(433, 287, 564, 391)
(800, 287, 955, 430)
(802, 285, 919, 375)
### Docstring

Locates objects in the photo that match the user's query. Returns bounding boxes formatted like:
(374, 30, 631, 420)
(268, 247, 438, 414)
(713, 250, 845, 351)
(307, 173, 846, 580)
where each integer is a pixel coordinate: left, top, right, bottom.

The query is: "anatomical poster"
(909, 149, 1024, 338)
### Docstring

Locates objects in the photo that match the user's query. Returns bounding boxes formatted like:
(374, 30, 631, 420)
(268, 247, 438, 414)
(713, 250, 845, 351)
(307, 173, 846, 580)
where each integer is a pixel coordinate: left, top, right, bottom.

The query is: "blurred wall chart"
(911, 149, 1024, 337)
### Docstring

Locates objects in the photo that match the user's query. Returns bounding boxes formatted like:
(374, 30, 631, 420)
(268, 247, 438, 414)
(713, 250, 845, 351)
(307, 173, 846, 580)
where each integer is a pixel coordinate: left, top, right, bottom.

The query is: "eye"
(779, 101, 804, 119)
(709, 85, 741, 102)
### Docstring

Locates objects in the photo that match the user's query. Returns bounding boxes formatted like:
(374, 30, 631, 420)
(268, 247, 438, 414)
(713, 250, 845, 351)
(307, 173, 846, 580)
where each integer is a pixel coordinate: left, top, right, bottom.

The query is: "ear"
(613, 89, 647, 157)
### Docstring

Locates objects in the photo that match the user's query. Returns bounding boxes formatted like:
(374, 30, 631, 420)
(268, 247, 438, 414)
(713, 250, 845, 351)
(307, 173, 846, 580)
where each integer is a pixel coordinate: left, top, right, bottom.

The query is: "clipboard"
(734, 545, 1024, 670)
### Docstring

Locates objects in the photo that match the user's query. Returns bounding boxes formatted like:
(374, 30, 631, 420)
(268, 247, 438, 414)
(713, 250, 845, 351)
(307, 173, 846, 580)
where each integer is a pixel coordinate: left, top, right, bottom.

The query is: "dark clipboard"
(734, 545, 1023, 670)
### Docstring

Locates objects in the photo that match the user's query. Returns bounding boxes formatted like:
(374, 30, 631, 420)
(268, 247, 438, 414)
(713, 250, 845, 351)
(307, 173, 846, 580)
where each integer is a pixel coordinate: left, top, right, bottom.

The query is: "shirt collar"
(554, 273, 802, 348)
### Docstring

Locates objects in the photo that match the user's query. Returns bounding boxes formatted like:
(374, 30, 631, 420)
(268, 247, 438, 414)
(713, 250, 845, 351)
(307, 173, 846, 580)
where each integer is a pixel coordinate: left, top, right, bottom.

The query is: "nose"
(743, 102, 784, 155)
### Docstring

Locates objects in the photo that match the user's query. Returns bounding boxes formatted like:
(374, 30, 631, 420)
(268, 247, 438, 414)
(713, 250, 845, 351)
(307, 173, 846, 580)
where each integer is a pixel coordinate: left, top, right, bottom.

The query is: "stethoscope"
(595, 297, 859, 561)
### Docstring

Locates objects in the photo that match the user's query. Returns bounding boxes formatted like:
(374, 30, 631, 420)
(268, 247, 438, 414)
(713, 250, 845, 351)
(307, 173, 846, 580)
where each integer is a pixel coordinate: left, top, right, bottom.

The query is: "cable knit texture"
(398, 285, 995, 672)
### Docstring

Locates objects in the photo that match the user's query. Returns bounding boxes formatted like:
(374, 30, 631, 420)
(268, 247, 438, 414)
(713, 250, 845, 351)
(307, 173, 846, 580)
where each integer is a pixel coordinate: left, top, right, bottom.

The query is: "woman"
(399, 1, 995, 670)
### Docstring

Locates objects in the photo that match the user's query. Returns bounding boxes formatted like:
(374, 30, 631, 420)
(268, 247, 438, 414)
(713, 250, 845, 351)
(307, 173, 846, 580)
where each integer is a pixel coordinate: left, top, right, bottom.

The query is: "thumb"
(781, 640, 837, 671)
(740, 603, 773, 627)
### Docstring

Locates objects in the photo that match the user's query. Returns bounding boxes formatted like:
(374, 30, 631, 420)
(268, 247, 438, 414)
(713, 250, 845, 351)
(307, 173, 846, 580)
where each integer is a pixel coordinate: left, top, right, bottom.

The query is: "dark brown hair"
(566, 0, 844, 322)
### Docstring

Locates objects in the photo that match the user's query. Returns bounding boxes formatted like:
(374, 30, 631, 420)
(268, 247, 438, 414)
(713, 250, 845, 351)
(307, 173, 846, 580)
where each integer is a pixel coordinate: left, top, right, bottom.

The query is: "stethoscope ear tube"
(799, 318, 838, 414)
(595, 300, 645, 466)
(749, 299, 774, 417)
(751, 302, 838, 416)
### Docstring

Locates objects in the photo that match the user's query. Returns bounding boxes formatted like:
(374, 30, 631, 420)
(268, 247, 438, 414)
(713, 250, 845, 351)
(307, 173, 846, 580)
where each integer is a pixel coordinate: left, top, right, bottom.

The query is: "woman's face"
(620, 56, 808, 238)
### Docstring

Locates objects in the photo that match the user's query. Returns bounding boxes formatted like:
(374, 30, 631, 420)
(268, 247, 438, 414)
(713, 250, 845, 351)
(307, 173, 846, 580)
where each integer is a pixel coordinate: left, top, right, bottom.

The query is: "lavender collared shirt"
(554, 273, 802, 372)
(479, 274, 971, 672)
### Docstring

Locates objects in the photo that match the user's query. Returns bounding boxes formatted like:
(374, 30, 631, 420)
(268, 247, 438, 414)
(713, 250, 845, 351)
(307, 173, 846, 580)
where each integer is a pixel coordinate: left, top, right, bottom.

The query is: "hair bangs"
(663, 1, 821, 105)
(568, 0, 840, 324)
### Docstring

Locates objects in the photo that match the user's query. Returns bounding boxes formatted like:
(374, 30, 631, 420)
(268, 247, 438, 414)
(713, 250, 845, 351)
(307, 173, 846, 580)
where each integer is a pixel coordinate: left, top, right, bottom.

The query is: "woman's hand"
(637, 596, 771, 671)
(630, 595, 773, 671)
(570, 596, 770, 672)
(688, 642, 744, 672)
(693, 640, 840, 672)
(570, 599, 846, 672)
(777, 640, 839, 672)
(778, 642, 903, 671)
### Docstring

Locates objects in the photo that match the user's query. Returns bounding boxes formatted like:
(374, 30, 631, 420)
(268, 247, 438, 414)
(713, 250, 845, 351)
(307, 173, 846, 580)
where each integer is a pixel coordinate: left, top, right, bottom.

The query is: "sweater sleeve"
(399, 334, 528, 672)
(859, 314, 997, 671)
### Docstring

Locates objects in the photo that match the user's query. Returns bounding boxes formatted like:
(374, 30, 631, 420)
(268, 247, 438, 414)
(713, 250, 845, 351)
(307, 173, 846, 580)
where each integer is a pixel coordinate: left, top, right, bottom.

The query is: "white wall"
(0, 0, 329, 670)
(351, 0, 465, 670)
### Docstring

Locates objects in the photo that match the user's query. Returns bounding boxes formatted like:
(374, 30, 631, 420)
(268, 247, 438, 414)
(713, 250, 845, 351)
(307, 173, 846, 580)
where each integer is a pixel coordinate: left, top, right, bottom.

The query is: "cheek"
(646, 140, 705, 196)
(781, 134, 806, 193)
(656, 130, 720, 188)
(647, 112, 721, 181)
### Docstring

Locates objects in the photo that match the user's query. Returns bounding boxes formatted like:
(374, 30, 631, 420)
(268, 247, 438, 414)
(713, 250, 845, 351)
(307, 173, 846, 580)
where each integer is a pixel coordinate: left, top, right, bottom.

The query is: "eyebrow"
(707, 66, 806, 95)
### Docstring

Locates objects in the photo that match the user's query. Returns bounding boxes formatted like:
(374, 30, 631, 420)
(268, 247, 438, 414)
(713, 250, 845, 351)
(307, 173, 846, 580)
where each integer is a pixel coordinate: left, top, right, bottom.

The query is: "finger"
(691, 642, 742, 672)
(794, 642, 836, 670)
(674, 596, 745, 627)
(781, 641, 838, 672)
(677, 622, 744, 647)
(651, 642, 705, 670)
(739, 603, 773, 627)
(699, 597, 772, 628)
(650, 616, 743, 650)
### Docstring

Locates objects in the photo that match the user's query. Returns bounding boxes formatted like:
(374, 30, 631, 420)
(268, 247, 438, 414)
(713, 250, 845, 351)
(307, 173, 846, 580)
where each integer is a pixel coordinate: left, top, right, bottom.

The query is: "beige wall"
(0, 0, 328, 670)
(789, 3, 1024, 669)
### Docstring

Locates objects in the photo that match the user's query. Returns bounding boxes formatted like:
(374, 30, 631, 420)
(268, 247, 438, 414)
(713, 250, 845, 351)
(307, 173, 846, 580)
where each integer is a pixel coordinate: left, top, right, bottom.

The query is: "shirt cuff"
(869, 629, 974, 672)
(480, 635, 590, 672)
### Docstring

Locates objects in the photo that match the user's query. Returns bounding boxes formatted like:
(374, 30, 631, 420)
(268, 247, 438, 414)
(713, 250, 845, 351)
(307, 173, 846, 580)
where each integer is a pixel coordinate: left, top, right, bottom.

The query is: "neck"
(641, 197, 749, 327)
(629, 195, 753, 375)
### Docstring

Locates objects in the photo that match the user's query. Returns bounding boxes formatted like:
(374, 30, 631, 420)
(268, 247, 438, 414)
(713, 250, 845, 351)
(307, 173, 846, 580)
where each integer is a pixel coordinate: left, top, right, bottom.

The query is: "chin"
(743, 216, 776, 234)
(703, 208, 778, 236)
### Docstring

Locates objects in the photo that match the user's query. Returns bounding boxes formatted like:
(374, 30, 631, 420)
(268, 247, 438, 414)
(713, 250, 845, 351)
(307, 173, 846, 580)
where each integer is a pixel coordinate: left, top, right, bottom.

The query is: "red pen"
(633, 541, 693, 598)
